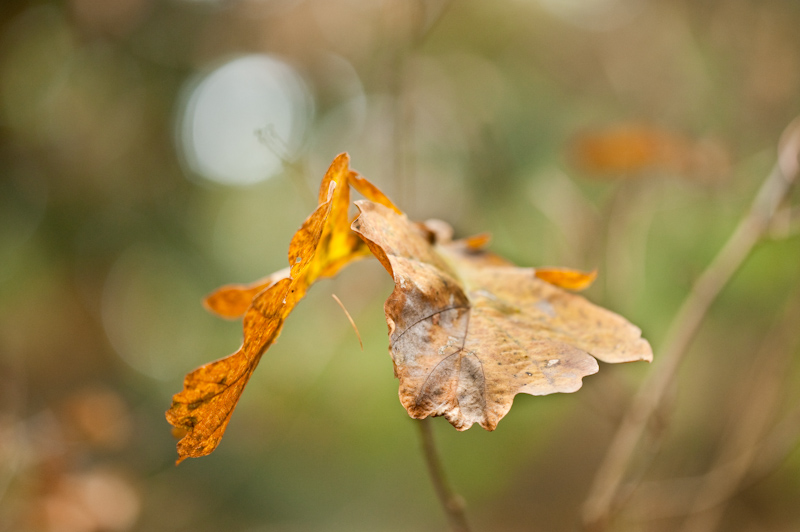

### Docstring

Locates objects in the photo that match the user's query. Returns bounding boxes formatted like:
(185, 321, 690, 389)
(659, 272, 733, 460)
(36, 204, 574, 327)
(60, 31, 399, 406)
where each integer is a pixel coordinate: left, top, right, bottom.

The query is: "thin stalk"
(417, 418, 472, 532)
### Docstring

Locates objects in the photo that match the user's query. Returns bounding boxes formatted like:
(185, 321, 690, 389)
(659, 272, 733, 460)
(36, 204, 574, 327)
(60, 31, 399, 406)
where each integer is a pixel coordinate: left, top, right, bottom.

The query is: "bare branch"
(581, 117, 800, 530)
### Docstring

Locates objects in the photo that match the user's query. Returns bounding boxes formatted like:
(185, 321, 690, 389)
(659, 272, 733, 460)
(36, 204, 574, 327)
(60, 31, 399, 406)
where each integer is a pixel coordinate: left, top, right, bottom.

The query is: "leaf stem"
(417, 418, 472, 532)
(581, 117, 800, 530)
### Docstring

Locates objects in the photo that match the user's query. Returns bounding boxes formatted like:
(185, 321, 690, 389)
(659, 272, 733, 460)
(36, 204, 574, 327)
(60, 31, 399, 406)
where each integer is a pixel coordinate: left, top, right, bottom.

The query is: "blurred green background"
(1, 0, 799, 531)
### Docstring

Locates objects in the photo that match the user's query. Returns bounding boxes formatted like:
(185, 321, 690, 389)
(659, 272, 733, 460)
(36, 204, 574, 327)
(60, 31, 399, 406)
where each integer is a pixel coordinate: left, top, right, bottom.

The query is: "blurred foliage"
(1, 0, 799, 531)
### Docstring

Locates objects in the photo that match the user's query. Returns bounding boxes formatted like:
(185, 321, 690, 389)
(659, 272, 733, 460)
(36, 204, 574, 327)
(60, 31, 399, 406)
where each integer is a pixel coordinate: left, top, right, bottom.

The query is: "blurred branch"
(678, 291, 800, 532)
(416, 0, 456, 41)
(604, 180, 657, 310)
(768, 205, 800, 239)
(581, 116, 800, 530)
(790, 207, 800, 236)
(622, 389, 800, 522)
(786, 207, 800, 236)
(417, 418, 472, 532)
(387, 0, 454, 206)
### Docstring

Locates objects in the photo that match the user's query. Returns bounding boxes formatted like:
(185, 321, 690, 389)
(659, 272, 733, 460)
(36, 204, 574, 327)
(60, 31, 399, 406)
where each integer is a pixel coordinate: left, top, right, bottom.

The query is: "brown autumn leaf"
(166, 153, 397, 463)
(351, 201, 652, 431)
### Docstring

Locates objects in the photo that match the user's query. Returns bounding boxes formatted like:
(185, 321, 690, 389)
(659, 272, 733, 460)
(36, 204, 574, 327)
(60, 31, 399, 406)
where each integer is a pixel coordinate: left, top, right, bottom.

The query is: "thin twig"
(581, 117, 800, 530)
(417, 418, 472, 532)
(331, 294, 363, 351)
(626, 292, 800, 524)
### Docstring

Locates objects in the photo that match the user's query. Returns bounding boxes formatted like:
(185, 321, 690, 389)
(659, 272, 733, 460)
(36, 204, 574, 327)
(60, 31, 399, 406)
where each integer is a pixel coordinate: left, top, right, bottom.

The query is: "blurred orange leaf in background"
(569, 123, 730, 181)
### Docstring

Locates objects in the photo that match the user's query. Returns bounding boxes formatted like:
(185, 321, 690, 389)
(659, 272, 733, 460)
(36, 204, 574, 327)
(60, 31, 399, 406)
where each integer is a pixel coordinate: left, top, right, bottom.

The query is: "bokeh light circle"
(178, 54, 313, 186)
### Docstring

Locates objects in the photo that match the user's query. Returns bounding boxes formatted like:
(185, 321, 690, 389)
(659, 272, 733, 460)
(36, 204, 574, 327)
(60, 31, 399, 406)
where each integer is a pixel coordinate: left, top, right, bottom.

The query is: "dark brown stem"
(417, 418, 472, 532)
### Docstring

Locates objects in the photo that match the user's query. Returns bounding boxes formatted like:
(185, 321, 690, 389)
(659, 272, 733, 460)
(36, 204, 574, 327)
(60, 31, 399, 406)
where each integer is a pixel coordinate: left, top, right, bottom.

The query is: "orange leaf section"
(201, 164, 401, 321)
(534, 267, 597, 291)
(349, 172, 402, 215)
(166, 153, 393, 463)
(351, 201, 652, 432)
(203, 267, 290, 320)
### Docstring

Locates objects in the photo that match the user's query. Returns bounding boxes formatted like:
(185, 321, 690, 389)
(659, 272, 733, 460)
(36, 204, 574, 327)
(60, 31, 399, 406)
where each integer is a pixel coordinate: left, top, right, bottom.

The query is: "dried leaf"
(166, 153, 385, 463)
(351, 201, 652, 431)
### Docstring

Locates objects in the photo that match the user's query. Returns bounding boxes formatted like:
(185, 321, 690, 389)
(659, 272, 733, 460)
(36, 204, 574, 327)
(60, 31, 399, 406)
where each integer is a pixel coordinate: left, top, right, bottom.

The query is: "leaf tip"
(638, 338, 654, 363)
(464, 232, 492, 250)
(535, 267, 598, 291)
